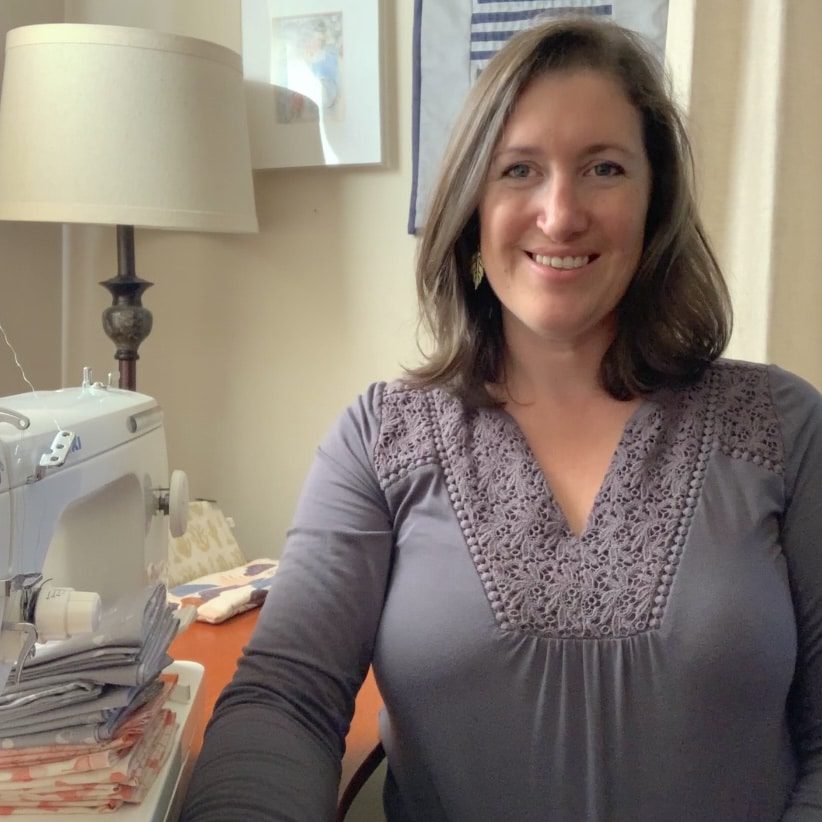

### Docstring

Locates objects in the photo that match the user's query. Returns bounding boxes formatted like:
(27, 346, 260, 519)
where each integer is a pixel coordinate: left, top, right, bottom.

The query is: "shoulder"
(711, 360, 785, 470)
(372, 380, 468, 489)
(318, 381, 468, 488)
(708, 358, 822, 429)
(761, 361, 822, 424)
(318, 382, 386, 462)
(670, 359, 822, 474)
(378, 379, 465, 427)
(759, 363, 822, 485)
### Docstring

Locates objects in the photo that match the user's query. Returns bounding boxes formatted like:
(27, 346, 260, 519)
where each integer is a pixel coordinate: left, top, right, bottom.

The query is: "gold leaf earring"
(471, 251, 485, 290)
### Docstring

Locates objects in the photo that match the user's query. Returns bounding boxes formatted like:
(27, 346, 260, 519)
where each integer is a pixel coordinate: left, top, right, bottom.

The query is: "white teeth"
(533, 254, 590, 269)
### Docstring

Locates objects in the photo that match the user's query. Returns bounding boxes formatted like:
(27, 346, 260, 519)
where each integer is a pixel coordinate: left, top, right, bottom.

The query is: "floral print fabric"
(168, 559, 279, 624)
(0, 677, 177, 814)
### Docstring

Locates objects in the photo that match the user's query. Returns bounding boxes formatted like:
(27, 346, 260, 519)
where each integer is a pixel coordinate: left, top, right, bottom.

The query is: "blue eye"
(503, 163, 531, 179)
(590, 161, 624, 177)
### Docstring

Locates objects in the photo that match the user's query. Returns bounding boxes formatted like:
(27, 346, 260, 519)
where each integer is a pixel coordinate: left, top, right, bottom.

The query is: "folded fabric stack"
(0, 583, 180, 814)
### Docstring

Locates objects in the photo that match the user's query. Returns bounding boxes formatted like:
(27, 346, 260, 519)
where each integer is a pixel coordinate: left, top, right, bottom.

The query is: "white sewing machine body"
(0, 380, 170, 607)
(0, 376, 191, 691)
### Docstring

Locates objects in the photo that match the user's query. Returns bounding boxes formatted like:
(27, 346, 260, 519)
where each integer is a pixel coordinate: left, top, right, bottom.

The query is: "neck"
(496, 318, 616, 408)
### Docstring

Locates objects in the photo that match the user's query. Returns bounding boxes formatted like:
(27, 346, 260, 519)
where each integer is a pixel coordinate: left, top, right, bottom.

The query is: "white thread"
(0, 321, 62, 431)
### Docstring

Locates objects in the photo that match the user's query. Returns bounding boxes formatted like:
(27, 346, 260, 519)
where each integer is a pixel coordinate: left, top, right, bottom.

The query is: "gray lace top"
(182, 360, 822, 822)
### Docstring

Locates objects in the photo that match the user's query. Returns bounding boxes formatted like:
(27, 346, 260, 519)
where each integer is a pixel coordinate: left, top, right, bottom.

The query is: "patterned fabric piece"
(0, 678, 176, 814)
(167, 501, 246, 588)
(0, 711, 175, 814)
(167, 560, 279, 624)
(375, 362, 784, 639)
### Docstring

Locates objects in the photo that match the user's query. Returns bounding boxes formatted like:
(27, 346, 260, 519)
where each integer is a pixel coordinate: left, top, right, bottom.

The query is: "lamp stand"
(100, 225, 153, 391)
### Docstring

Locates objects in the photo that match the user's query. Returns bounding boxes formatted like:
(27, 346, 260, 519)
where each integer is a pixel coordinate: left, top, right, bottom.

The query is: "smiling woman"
(182, 17, 822, 822)
(478, 70, 650, 357)
(409, 18, 729, 407)
(470, 66, 658, 534)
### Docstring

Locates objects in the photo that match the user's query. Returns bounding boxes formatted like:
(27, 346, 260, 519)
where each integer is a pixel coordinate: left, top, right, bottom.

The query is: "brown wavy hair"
(405, 17, 731, 406)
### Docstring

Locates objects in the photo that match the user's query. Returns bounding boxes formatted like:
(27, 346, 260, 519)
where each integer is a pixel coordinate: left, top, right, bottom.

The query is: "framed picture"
(242, 0, 384, 169)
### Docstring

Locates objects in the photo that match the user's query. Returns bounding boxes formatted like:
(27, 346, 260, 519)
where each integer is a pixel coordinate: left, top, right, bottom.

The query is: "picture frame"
(241, 0, 384, 169)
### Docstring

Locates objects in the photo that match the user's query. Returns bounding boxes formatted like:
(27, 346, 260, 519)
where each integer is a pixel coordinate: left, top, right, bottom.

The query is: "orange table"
(168, 609, 383, 790)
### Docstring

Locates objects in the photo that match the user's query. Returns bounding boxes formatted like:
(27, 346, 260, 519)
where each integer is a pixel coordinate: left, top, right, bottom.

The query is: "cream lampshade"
(0, 24, 258, 389)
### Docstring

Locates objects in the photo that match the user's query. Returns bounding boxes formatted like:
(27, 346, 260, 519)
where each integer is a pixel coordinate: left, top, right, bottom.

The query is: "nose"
(534, 176, 589, 241)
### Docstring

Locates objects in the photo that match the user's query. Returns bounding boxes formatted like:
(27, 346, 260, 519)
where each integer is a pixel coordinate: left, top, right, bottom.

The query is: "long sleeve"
(771, 367, 822, 820)
(180, 384, 392, 821)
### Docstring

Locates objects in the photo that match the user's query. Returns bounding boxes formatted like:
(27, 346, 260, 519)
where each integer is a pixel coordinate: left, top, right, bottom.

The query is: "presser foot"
(0, 573, 42, 685)
(0, 575, 102, 686)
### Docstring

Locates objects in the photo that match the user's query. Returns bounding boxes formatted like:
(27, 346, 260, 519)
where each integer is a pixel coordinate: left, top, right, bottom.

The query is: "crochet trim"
(374, 363, 783, 639)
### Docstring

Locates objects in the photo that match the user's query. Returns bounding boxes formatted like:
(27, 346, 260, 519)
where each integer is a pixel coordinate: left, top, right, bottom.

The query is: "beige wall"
(667, 0, 822, 389)
(60, 0, 419, 560)
(64, 0, 240, 48)
(0, 0, 64, 395)
(767, 1, 822, 381)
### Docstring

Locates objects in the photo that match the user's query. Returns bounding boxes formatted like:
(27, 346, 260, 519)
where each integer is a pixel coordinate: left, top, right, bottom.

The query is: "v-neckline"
(493, 396, 657, 540)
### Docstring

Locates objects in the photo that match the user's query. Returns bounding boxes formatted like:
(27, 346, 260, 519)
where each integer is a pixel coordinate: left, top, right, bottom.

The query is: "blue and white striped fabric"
(470, 2, 614, 79)
(409, 0, 669, 234)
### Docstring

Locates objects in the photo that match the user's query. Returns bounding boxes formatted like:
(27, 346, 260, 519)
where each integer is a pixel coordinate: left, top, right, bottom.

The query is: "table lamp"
(0, 24, 258, 390)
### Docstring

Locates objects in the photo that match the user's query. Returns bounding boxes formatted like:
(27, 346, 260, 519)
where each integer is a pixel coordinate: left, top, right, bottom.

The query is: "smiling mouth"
(529, 253, 597, 270)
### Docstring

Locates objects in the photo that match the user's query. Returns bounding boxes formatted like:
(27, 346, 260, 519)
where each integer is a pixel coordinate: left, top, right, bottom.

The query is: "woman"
(182, 18, 822, 821)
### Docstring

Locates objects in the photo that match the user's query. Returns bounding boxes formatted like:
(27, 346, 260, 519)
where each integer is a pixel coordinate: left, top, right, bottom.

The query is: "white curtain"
(666, 0, 822, 389)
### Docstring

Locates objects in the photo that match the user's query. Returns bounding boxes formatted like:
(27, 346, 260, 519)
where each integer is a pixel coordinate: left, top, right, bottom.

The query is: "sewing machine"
(0, 369, 202, 820)
(0, 368, 190, 681)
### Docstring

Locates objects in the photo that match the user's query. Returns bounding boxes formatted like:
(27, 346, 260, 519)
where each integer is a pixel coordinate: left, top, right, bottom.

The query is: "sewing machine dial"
(157, 469, 190, 538)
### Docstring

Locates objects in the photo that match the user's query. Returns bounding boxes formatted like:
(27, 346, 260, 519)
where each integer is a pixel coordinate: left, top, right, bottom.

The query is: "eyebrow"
(492, 142, 641, 162)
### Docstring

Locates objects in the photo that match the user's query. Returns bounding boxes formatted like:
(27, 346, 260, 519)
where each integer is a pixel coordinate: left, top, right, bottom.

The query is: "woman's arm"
(180, 385, 392, 821)
(771, 367, 822, 820)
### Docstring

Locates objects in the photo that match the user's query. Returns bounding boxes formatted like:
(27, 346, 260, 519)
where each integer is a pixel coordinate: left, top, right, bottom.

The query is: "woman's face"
(477, 69, 651, 353)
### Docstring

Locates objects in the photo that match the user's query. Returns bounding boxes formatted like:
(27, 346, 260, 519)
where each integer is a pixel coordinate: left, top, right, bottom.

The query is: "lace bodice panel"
(373, 362, 784, 640)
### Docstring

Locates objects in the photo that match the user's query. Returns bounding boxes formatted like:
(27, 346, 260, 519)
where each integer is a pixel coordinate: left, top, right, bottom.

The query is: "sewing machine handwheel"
(168, 469, 190, 538)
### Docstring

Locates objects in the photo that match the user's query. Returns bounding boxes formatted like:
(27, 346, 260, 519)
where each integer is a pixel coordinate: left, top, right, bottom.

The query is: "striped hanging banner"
(470, 1, 614, 79)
